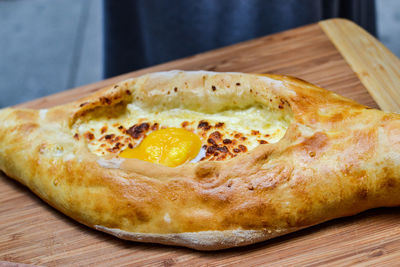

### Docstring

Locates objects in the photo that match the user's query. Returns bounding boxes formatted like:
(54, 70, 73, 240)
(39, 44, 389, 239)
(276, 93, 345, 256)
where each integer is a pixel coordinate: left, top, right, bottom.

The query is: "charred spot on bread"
(104, 134, 115, 140)
(84, 132, 94, 141)
(223, 139, 232, 144)
(207, 138, 216, 145)
(198, 121, 211, 130)
(100, 126, 108, 134)
(151, 123, 159, 131)
(127, 123, 150, 139)
(238, 145, 247, 152)
(209, 131, 222, 141)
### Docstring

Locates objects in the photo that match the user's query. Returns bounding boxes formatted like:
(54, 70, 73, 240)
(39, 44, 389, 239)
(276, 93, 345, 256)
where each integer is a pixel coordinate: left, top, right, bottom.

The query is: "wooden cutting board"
(2, 18, 400, 266)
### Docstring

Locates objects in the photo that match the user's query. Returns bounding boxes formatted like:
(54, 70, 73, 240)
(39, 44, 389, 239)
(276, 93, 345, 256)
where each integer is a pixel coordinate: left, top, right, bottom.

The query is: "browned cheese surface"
(1, 19, 400, 266)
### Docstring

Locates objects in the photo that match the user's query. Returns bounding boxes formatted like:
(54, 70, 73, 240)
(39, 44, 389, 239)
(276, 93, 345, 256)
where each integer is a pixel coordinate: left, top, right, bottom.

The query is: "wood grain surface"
(2, 19, 400, 266)
(320, 19, 400, 113)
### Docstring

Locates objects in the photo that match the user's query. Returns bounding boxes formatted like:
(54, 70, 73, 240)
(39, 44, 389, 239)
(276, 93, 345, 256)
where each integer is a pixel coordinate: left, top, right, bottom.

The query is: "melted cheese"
(73, 103, 291, 163)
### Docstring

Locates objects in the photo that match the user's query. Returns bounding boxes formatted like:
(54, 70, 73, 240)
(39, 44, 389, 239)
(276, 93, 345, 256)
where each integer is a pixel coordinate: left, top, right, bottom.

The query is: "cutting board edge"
(320, 18, 400, 113)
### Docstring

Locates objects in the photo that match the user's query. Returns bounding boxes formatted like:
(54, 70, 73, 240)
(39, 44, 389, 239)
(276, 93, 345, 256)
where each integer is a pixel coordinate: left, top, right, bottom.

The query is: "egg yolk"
(119, 128, 202, 167)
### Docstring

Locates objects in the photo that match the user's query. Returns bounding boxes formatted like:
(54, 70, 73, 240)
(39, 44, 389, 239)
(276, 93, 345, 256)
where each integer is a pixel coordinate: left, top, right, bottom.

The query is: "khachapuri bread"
(0, 71, 399, 250)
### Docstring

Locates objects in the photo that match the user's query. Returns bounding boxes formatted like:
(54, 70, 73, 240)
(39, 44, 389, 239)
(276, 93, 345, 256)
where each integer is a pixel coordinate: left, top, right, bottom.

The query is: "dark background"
(0, 0, 399, 108)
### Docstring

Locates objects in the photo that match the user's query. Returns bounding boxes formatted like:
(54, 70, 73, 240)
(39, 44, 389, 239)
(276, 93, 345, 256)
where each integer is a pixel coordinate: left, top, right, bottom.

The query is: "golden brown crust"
(1, 70, 400, 250)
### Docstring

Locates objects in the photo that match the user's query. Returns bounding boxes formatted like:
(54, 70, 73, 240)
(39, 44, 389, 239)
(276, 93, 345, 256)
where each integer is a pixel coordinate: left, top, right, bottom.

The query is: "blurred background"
(0, 0, 399, 108)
